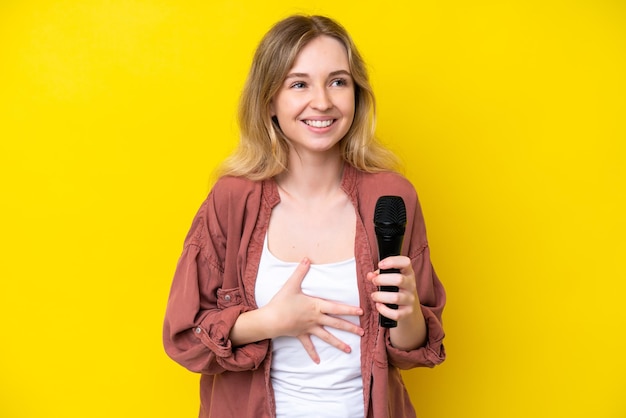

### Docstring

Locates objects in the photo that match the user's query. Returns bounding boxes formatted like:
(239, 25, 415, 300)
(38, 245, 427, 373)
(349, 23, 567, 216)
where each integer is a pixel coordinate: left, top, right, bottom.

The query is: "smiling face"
(270, 35, 356, 159)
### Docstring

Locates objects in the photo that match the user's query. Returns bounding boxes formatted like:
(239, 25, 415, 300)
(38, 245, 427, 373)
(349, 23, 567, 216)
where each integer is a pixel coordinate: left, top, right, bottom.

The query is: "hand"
(265, 258, 364, 363)
(367, 256, 420, 324)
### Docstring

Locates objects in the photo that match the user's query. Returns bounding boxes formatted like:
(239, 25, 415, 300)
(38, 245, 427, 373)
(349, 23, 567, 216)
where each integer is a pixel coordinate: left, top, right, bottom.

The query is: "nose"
(310, 86, 332, 111)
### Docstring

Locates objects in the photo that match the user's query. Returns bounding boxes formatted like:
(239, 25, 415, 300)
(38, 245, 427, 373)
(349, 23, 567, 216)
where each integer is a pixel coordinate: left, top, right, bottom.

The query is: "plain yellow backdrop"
(1, 0, 625, 417)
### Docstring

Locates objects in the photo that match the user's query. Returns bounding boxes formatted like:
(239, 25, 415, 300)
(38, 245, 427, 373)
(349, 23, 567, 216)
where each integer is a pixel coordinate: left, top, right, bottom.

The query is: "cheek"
(344, 101, 356, 123)
(340, 91, 356, 117)
(273, 96, 300, 118)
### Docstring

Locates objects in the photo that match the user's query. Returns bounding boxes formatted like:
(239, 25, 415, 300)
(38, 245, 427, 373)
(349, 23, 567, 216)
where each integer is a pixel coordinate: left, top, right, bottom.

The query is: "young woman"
(163, 14, 446, 418)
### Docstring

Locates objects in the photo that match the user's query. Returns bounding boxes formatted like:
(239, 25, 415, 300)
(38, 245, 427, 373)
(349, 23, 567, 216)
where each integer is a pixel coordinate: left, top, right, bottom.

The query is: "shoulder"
(211, 175, 262, 198)
(352, 169, 423, 231)
(184, 176, 264, 247)
(356, 170, 418, 203)
(354, 169, 430, 256)
(362, 170, 415, 189)
(206, 175, 267, 211)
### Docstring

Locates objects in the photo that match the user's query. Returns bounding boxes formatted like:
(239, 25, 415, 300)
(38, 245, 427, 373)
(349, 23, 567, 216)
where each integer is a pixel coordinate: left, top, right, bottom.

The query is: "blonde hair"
(218, 15, 399, 180)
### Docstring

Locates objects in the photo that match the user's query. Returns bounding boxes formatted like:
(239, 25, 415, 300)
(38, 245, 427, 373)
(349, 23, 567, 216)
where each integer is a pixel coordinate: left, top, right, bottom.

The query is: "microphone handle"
(378, 268, 399, 328)
(377, 236, 403, 328)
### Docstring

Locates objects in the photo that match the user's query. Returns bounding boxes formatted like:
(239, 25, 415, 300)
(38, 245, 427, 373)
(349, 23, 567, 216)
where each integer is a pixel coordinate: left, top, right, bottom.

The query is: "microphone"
(374, 195, 407, 328)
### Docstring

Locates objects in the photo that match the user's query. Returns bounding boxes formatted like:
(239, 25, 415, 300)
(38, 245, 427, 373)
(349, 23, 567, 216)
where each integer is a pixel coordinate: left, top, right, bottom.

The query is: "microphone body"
(374, 196, 407, 328)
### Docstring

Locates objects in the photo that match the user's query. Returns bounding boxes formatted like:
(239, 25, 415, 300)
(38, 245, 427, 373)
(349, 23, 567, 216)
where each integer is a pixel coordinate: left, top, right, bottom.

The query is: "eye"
(290, 81, 306, 89)
(331, 78, 349, 87)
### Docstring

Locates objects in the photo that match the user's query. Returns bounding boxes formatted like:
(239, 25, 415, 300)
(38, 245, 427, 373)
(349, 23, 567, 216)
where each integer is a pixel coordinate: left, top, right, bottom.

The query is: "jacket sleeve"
(386, 192, 446, 369)
(162, 194, 270, 375)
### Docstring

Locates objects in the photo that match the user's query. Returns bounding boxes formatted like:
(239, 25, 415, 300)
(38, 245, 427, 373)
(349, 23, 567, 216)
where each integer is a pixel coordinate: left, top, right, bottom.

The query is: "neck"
(276, 152, 344, 201)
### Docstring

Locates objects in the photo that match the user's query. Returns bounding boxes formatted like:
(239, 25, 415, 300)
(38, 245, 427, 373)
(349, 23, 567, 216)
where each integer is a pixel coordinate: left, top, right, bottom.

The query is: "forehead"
(289, 35, 350, 73)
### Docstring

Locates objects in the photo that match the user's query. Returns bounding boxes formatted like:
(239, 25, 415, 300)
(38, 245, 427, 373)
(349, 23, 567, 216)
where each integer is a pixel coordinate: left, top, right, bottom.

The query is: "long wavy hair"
(218, 15, 399, 180)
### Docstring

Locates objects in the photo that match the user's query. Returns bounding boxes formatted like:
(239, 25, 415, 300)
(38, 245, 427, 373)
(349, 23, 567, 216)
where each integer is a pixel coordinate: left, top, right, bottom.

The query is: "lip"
(300, 116, 336, 121)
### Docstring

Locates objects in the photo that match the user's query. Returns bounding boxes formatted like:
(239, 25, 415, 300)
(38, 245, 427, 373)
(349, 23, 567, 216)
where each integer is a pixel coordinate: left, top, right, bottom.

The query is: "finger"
(378, 255, 411, 271)
(371, 289, 404, 306)
(371, 271, 403, 288)
(284, 257, 311, 290)
(375, 302, 402, 321)
(310, 328, 353, 354)
(319, 300, 364, 317)
(297, 334, 320, 364)
(318, 314, 365, 337)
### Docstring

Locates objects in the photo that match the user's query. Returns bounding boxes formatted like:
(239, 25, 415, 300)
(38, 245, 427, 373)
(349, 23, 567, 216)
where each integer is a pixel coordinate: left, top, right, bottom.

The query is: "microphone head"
(374, 195, 407, 237)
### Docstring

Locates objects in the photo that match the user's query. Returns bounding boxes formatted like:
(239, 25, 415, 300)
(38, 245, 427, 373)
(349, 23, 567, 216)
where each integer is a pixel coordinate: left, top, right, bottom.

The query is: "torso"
(259, 175, 364, 418)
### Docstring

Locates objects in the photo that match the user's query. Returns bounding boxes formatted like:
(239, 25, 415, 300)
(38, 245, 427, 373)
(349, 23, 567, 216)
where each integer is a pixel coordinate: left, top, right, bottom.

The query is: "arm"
(368, 247, 446, 368)
(163, 242, 271, 374)
(163, 196, 270, 375)
(363, 175, 446, 368)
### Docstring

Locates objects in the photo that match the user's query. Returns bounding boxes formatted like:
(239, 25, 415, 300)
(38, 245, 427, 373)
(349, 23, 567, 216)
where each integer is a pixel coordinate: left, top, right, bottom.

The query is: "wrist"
(390, 308, 427, 351)
(231, 306, 276, 346)
(256, 305, 280, 340)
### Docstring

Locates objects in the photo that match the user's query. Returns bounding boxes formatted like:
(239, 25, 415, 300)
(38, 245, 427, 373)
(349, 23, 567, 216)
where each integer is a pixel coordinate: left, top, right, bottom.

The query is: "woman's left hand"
(367, 255, 427, 350)
(367, 255, 419, 322)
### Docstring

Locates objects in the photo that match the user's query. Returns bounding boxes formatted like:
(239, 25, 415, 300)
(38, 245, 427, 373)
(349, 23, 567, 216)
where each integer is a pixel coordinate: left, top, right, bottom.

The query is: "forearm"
(229, 307, 277, 347)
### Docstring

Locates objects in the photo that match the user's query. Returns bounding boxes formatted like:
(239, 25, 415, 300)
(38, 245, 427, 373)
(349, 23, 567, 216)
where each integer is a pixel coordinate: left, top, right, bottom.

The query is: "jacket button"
(195, 327, 202, 334)
(224, 294, 231, 302)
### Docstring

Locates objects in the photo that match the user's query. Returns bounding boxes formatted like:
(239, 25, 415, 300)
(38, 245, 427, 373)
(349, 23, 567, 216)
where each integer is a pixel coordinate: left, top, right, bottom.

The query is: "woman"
(163, 14, 446, 418)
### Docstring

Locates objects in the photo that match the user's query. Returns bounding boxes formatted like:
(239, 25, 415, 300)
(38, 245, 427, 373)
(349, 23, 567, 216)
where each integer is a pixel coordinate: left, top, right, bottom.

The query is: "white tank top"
(255, 234, 364, 418)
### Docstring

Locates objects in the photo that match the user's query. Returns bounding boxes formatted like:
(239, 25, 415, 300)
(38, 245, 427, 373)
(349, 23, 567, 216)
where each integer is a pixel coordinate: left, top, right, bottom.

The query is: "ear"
(269, 100, 276, 117)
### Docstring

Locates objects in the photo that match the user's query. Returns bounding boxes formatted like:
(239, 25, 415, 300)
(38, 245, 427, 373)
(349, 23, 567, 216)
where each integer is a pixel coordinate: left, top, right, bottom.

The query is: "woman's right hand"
(265, 257, 364, 363)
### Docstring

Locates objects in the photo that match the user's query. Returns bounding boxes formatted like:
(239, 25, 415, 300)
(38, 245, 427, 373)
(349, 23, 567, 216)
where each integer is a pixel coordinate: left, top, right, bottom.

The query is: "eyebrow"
(285, 69, 352, 79)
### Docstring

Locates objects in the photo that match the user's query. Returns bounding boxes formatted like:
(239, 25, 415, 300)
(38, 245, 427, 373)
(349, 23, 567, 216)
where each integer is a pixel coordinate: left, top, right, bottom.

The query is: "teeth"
(304, 119, 333, 128)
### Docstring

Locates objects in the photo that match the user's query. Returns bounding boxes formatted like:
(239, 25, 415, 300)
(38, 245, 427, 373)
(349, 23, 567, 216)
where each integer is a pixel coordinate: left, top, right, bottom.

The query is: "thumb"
(284, 257, 311, 291)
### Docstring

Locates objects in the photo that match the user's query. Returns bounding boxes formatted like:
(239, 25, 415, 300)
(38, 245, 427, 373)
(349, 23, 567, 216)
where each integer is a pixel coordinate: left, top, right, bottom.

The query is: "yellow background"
(1, 0, 624, 417)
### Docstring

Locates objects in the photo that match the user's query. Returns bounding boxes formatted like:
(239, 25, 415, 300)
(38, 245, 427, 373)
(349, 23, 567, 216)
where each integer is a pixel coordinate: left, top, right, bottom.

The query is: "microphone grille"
(374, 195, 407, 235)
